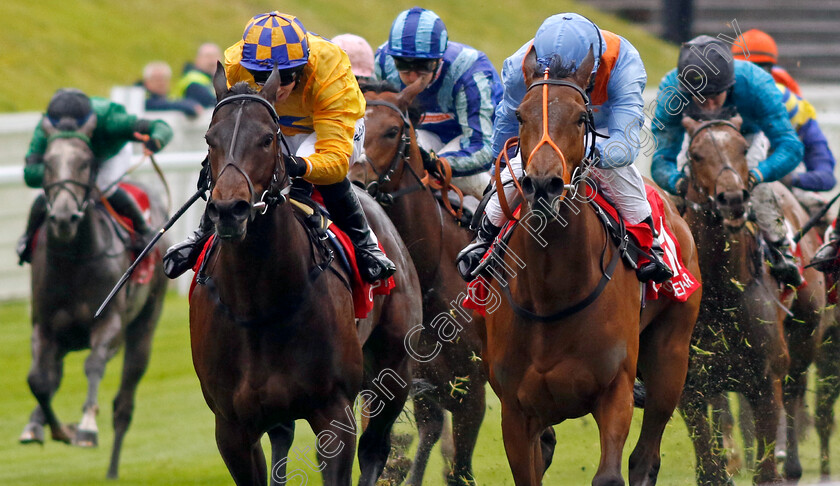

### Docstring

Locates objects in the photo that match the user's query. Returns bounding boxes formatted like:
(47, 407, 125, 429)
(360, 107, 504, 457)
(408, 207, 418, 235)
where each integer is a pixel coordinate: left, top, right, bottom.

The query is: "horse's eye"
(515, 110, 523, 124)
(578, 113, 587, 126)
(743, 147, 749, 156)
(690, 152, 701, 161)
(262, 135, 274, 148)
(385, 127, 400, 140)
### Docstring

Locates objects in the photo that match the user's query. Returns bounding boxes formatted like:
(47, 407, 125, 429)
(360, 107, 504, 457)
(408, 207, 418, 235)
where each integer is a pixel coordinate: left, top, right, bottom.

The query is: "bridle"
(209, 93, 291, 220)
(683, 119, 749, 219)
(495, 69, 605, 221)
(359, 99, 427, 206)
(42, 131, 97, 216)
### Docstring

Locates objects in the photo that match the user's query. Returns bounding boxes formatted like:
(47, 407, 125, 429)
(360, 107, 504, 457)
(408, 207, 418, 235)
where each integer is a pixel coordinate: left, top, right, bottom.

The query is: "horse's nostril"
(232, 201, 251, 219)
(742, 189, 751, 202)
(70, 212, 82, 223)
(207, 202, 219, 220)
(522, 176, 534, 195)
(548, 177, 565, 195)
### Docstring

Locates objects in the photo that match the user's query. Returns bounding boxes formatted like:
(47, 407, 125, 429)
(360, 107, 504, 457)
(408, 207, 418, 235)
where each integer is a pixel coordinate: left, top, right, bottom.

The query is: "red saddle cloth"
(188, 200, 395, 320)
(115, 183, 156, 284)
(463, 184, 700, 316)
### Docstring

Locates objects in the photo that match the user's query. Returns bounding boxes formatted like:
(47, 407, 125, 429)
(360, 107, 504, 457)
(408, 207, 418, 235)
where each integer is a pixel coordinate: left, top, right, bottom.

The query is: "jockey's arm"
(748, 72, 803, 184)
(491, 44, 530, 160)
(594, 46, 646, 169)
(650, 70, 686, 195)
(436, 70, 499, 177)
(792, 118, 836, 191)
(302, 58, 366, 186)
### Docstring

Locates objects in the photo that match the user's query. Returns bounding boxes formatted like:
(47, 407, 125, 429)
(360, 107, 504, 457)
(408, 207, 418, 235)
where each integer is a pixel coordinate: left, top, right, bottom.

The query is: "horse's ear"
(259, 65, 281, 105)
(397, 77, 426, 110)
(213, 61, 228, 101)
(573, 46, 595, 90)
(682, 116, 701, 135)
(523, 44, 538, 88)
(729, 114, 743, 131)
(41, 116, 58, 137)
(79, 113, 97, 137)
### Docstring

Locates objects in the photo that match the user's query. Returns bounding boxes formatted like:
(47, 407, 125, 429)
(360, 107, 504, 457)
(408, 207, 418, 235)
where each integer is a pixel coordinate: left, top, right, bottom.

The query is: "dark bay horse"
(678, 115, 825, 484)
(482, 47, 700, 486)
(19, 116, 168, 479)
(350, 80, 486, 485)
(189, 68, 421, 485)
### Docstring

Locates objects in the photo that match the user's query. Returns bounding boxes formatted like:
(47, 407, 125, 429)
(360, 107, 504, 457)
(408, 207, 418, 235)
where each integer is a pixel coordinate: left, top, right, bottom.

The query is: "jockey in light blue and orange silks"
(457, 13, 673, 284)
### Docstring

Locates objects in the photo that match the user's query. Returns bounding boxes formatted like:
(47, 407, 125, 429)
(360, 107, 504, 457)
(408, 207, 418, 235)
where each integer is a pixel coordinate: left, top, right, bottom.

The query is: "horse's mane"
(531, 54, 596, 92)
(229, 82, 258, 96)
(359, 80, 424, 128)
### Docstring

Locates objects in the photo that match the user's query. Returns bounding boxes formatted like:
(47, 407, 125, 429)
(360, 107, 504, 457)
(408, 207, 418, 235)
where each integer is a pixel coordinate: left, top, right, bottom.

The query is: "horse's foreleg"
(815, 316, 840, 480)
(77, 314, 122, 449)
(744, 379, 783, 484)
(26, 324, 71, 444)
(592, 371, 634, 486)
(448, 385, 486, 485)
(630, 314, 693, 486)
(309, 398, 357, 486)
(215, 415, 267, 486)
(500, 402, 541, 486)
(406, 394, 445, 486)
(679, 388, 732, 486)
(268, 422, 296, 486)
(107, 307, 158, 480)
(357, 366, 411, 486)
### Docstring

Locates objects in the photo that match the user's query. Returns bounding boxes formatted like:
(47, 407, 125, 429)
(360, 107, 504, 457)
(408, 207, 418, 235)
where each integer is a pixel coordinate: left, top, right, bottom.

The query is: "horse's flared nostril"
(206, 201, 220, 221)
(231, 200, 251, 220)
(522, 176, 535, 195)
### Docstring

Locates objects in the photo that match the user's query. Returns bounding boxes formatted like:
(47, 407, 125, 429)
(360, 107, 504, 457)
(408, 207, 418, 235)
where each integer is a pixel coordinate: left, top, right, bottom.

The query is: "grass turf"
(1, 293, 839, 484)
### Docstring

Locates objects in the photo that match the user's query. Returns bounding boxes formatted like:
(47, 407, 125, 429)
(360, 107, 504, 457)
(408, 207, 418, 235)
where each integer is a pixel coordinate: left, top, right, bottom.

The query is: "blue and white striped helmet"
(384, 7, 448, 59)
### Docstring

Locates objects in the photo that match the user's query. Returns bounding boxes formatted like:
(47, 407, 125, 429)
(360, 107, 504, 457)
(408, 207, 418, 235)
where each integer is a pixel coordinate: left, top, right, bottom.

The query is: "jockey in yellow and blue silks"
(373, 7, 503, 199)
(456, 13, 673, 284)
(651, 35, 805, 286)
(163, 12, 396, 283)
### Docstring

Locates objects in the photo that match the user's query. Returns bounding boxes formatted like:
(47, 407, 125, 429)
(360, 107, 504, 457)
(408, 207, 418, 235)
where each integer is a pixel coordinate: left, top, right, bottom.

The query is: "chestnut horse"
(189, 68, 421, 486)
(20, 117, 168, 479)
(678, 115, 825, 484)
(350, 80, 486, 485)
(482, 47, 700, 486)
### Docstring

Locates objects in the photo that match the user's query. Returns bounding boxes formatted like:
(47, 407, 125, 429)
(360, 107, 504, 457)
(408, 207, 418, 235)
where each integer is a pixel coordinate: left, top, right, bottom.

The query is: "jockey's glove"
(144, 137, 163, 154)
(747, 169, 762, 191)
(674, 177, 688, 197)
(283, 154, 309, 178)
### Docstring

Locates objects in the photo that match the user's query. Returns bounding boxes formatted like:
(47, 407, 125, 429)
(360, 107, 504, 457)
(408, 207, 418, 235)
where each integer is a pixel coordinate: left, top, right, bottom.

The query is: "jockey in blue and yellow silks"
(373, 7, 503, 199)
(163, 11, 395, 283)
(456, 13, 673, 284)
(651, 35, 805, 286)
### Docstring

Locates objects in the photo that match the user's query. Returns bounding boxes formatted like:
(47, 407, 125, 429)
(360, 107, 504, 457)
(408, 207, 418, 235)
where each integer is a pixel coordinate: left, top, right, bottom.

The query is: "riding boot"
(319, 178, 396, 283)
(16, 194, 47, 265)
(455, 214, 502, 282)
(162, 211, 213, 279)
(766, 238, 803, 287)
(636, 216, 674, 284)
(812, 223, 840, 273)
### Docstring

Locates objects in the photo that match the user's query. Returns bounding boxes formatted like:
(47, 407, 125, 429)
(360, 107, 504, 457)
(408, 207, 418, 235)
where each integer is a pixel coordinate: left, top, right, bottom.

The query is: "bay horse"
(350, 80, 487, 485)
(189, 67, 420, 485)
(678, 115, 825, 484)
(482, 47, 700, 486)
(19, 115, 168, 479)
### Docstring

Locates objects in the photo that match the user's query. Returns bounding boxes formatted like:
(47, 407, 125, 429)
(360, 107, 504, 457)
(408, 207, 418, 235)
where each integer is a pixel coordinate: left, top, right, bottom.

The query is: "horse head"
(518, 45, 594, 210)
(40, 114, 97, 242)
(350, 78, 425, 198)
(204, 62, 288, 242)
(682, 115, 749, 228)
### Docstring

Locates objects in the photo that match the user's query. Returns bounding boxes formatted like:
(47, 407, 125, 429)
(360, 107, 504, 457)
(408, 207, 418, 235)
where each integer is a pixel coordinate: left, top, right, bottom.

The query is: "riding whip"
(792, 190, 840, 244)
(95, 186, 207, 318)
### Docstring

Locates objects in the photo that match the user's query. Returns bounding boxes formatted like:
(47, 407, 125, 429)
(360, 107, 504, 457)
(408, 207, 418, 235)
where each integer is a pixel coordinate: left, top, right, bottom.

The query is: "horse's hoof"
(73, 428, 98, 448)
(19, 423, 44, 445)
(446, 471, 477, 486)
(51, 423, 76, 444)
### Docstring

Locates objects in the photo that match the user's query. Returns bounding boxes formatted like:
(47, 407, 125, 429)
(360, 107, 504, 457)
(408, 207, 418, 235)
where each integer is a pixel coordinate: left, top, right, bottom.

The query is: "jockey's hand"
(748, 169, 761, 191)
(283, 154, 308, 178)
(133, 132, 162, 155)
(780, 173, 794, 188)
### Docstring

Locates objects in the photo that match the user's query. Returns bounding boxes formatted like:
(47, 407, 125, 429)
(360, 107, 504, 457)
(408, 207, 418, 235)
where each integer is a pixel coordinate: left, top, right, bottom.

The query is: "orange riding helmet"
(731, 29, 777, 65)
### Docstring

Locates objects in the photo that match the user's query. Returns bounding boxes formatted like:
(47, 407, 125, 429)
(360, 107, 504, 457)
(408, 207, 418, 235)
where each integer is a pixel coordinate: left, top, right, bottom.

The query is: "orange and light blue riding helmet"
(240, 12, 310, 71)
(384, 7, 448, 59)
(731, 29, 778, 65)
